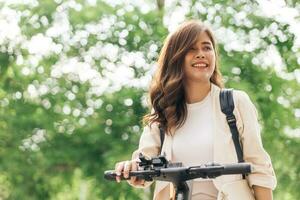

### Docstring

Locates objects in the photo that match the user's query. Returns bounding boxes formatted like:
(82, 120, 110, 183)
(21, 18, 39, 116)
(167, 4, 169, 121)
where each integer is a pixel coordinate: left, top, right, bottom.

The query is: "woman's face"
(183, 31, 215, 85)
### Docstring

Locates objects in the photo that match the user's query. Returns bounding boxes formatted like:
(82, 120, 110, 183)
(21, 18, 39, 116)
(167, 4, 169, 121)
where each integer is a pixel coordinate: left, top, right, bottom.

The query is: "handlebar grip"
(104, 170, 130, 181)
(104, 170, 158, 182)
(222, 163, 251, 175)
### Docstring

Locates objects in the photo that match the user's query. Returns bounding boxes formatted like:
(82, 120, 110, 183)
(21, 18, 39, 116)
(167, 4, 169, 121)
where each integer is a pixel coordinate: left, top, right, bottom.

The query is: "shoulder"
(142, 122, 161, 139)
(232, 89, 258, 116)
(213, 84, 251, 102)
(217, 87, 254, 107)
(232, 89, 253, 106)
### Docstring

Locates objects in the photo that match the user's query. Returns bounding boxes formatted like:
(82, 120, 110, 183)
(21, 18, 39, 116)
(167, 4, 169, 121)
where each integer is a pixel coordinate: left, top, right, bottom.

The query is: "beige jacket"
(131, 84, 277, 199)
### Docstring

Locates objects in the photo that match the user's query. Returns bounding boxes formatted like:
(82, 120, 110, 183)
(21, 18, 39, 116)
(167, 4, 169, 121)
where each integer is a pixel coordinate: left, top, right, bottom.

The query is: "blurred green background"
(0, 0, 299, 199)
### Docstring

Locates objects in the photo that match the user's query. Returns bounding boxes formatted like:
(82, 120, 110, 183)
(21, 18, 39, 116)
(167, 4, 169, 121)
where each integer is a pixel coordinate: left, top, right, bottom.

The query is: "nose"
(195, 52, 205, 59)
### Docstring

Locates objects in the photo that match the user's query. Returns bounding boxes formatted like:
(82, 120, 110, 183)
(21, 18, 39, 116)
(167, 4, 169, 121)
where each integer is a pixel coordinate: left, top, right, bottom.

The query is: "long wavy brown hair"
(143, 20, 224, 135)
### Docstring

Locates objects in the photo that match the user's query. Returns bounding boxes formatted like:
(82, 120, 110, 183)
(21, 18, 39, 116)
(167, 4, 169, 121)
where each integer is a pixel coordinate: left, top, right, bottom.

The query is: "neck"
(184, 81, 211, 104)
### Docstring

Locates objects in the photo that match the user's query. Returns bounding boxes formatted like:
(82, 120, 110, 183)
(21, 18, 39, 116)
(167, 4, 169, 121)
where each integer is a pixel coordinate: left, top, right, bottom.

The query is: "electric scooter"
(104, 153, 251, 200)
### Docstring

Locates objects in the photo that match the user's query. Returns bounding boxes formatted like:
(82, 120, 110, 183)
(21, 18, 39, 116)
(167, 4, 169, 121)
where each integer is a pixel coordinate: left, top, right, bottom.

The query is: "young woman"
(114, 20, 277, 200)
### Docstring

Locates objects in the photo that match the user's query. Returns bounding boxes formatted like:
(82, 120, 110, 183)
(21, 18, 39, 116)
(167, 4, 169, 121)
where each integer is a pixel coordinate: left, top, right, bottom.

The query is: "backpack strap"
(159, 89, 245, 165)
(219, 89, 244, 163)
(159, 124, 165, 155)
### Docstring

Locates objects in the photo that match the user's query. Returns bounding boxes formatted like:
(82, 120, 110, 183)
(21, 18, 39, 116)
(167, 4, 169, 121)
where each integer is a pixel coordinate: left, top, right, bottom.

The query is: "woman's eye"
(204, 46, 212, 50)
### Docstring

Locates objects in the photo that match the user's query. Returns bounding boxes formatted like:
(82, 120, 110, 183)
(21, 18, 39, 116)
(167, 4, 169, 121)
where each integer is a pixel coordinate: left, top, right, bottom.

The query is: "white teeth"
(192, 63, 207, 68)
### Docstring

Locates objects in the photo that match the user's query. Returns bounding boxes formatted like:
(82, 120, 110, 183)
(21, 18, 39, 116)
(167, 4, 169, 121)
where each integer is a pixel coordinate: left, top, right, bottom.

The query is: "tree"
(0, 0, 299, 199)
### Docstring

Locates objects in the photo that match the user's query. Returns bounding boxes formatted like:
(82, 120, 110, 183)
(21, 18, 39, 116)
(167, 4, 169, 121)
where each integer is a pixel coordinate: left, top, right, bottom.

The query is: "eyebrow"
(201, 41, 212, 45)
(192, 41, 212, 47)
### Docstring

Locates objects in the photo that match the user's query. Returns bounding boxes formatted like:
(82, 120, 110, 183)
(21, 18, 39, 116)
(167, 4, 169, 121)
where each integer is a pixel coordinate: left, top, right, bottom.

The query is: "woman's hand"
(253, 185, 273, 200)
(114, 159, 145, 186)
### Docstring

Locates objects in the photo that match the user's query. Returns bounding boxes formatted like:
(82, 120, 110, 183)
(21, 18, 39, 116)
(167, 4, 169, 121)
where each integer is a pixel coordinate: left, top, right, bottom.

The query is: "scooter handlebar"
(221, 163, 252, 175)
(104, 163, 252, 182)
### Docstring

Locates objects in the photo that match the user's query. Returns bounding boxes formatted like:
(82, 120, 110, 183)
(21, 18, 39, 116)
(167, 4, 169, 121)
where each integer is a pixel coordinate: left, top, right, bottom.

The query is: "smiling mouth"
(192, 63, 208, 68)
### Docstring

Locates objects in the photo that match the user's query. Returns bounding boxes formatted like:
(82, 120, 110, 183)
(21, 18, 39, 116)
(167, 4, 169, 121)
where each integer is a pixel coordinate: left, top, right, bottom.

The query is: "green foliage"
(0, 0, 299, 199)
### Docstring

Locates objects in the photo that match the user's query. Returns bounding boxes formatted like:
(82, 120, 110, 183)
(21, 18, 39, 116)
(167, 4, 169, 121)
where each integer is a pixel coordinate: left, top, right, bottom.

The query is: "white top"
(172, 91, 218, 199)
(172, 90, 214, 168)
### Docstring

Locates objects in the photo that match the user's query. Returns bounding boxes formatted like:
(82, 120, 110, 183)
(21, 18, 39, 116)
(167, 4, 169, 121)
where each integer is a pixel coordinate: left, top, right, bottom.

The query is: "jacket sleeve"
(235, 90, 277, 190)
(128, 122, 161, 188)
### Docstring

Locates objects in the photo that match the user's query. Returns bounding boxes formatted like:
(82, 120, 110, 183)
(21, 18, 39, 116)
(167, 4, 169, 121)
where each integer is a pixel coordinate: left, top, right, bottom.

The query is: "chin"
(191, 77, 211, 83)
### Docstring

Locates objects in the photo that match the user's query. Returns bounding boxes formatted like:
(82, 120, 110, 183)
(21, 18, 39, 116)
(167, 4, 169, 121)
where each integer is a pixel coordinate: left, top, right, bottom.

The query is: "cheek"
(184, 53, 192, 61)
(211, 56, 216, 66)
(208, 51, 215, 60)
(209, 53, 216, 67)
(184, 54, 192, 67)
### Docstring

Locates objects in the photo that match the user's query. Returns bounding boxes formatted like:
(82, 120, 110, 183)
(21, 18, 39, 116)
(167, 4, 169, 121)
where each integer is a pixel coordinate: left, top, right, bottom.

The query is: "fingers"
(129, 160, 145, 186)
(114, 160, 134, 183)
(115, 162, 124, 183)
(123, 161, 132, 179)
(114, 160, 144, 186)
(130, 160, 137, 183)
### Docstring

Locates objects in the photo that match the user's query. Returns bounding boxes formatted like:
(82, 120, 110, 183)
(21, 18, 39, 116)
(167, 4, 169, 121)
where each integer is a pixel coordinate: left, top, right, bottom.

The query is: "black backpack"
(158, 89, 244, 163)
